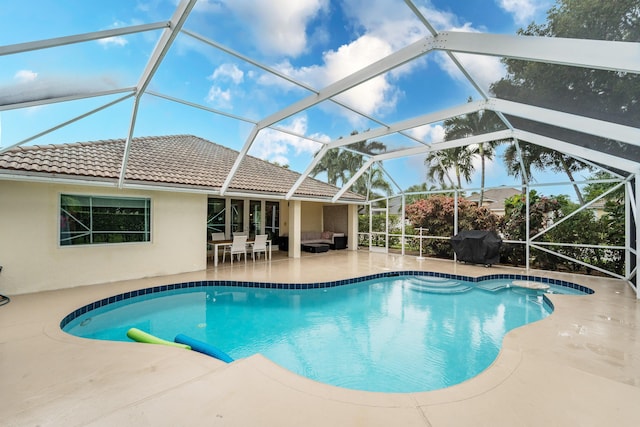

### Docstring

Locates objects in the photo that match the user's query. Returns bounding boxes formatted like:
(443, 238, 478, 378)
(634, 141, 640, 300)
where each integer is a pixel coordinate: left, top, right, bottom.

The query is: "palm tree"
(503, 140, 546, 190)
(311, 131, 390, 198)
(425, 145, 476, 190)
(311, 147, 348, 186)
(442, 99, 509, 206)
(504, 140, 592, 204)
(352, 164, 393, 199)
(542, 151, 592, 205)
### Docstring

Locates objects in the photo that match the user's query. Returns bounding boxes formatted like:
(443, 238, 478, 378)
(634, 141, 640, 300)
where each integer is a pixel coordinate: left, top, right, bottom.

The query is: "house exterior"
(466, 187, 608, 219)
(0, 135, 364, 295)
(466, 188, 522, 216)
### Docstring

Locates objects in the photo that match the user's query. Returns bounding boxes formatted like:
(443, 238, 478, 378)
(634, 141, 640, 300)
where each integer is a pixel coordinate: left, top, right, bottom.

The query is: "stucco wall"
(323, 205, 348, 233)
(301, 202, 324, 231)
(0, 180, 207, 295)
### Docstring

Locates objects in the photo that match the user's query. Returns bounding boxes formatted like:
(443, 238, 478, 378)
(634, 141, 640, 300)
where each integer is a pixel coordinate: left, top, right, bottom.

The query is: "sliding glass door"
(249, 200, 262, 239)
(231, 199, 244, 236)
(265, 201, 280, 240)
(208, 198, 280, 240)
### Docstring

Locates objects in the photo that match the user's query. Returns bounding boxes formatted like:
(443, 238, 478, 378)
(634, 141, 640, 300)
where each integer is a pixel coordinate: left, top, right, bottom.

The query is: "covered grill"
(450, 230, 502, 267)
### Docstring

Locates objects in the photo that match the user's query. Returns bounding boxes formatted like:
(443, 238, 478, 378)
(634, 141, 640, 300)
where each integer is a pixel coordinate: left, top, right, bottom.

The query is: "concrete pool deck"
(1, 250, 639, 426)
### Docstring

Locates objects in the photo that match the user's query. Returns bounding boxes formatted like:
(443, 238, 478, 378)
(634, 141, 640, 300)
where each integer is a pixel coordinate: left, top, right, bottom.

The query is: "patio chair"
(209, 232, 227, 261)
(211, 232, 226, 241)
(251, 234, 268, 261)
(223, 235, 248, 264)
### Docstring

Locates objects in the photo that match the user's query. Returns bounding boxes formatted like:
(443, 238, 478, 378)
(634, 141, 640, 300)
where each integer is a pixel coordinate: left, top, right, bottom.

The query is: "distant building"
(466, 188, 522, 216)
(467, 188, 609, 219)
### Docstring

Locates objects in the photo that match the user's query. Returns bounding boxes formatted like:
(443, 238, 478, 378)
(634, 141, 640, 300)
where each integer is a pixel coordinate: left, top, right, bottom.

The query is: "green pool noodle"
(126, 328, 191, 350)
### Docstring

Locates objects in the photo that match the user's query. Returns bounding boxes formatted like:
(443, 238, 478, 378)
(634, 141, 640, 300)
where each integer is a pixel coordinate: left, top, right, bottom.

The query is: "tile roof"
(466, 187, 522, 207)
(0, 135, 365, 202)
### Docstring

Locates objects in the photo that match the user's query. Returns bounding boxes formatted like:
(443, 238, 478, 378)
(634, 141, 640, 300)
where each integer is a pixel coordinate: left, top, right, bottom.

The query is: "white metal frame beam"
(118, 0, 197, 187)
(283, 100, 487, 198)
(403, 0, 492, 102)
(182, 29, 428, 145)
(514, 130, 640, 173)
(0, 22, 169, 57)
(435, 31, 640, 74)
(333, 158, 375, 202)
(146, 90, 329, 146)
(487, 98, 640, 146)
(0, 93, 135, 154)
(220, 34, 439, 195)
(321, 129, 512, 201)
(0, 87, 136, 112)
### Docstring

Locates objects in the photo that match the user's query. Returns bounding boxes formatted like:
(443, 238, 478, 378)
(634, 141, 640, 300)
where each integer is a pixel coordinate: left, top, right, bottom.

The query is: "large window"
(60, 194, 151, 246)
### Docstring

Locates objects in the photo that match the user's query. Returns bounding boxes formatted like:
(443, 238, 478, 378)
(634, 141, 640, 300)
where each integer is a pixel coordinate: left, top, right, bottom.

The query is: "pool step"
(409, 276, 459, 286)
(475, 281, 509, 292)
(406, 277, 472, 294)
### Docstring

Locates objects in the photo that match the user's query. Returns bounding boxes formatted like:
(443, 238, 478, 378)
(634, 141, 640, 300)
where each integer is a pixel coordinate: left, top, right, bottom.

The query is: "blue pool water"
(62, 274, 590, 393)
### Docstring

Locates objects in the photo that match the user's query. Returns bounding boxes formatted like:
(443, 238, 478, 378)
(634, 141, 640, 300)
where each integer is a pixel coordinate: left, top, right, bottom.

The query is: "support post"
(288, 200, 301, 259)
(635, 177, 640, 299)
(347, 204, 358, 251)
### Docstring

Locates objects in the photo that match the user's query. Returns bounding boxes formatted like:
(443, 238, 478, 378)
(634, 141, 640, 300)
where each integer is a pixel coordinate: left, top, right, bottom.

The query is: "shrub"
(405, 195, 500, 258)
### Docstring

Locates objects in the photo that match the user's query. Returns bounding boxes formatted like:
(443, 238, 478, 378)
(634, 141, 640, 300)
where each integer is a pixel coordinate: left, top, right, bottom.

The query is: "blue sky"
(0, 0, 586, 196)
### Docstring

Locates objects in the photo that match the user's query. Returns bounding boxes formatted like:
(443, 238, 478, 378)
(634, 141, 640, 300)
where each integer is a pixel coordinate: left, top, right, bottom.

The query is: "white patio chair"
(211, 232, 226, 241)
(209, 232, 227, 261)
(223, 235, 248, 264)
(251, 234, 268, 261)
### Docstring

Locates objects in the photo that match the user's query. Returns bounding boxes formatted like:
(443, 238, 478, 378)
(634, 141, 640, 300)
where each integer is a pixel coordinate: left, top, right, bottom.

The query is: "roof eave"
(0, 171, 365, 203)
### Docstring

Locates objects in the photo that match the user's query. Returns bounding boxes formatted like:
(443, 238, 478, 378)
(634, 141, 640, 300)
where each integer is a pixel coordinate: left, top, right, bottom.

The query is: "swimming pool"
(61, 272, 592, 393)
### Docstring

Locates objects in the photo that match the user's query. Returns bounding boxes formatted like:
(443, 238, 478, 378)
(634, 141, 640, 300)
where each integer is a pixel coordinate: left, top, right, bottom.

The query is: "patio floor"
(1, 250, 639, 426)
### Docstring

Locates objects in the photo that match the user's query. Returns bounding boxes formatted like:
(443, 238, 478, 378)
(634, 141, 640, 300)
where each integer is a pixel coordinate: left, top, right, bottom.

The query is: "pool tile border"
(60, 271, 592, 329)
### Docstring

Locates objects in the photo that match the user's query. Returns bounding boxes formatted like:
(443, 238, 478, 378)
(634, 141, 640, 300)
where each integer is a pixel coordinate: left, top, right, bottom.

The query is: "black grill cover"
(450, 230, 502, 266)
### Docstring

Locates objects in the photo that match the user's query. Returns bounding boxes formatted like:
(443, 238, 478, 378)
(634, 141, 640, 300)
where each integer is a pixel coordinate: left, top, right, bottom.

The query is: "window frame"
(59, 193, 152, 247)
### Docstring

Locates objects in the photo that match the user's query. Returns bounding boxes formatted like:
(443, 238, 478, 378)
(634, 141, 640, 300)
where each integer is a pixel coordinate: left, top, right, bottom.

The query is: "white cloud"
(210, 64, 244, 84)
(192, 0, 223, 13)
(250, 115, 326, 166)
(15, 70, 38, 83)
(221, 0, 328, 57)
(97, 36, 128, 48)
(253, 0, 496, 125)
(96, 20, 130, 48)
(205, 64, 245, 109)
(409, 123, 445, 143)
(341, 0, 429, 50)
(435, 51, 505, 93)
(206, 86, 232, 108)
(497, 0, 547, 25)
(427, 22, 506, 92)
(261, 35, 400, 125)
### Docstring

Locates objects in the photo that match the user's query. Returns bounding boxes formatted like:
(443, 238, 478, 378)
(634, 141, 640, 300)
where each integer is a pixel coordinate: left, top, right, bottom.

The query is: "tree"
(311, 147, 348, 186)
(351, 164, 393, 199)
(425, 146, 476, 190)
(542, 150, 593, 204)
(491, 0, 637, 202)
(311, 131, 391, 198)
(583, 171, 625, 202)
(500, 190, 562, 266)
(491, 0, 639, 124)
(542, 195, 601, 271)
(503, 140, 546, 189)
(442, 99, 510, 205)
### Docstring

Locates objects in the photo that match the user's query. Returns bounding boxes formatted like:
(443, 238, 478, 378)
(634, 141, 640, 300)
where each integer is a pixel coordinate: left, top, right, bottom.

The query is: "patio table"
(209, 239, 271, 267)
